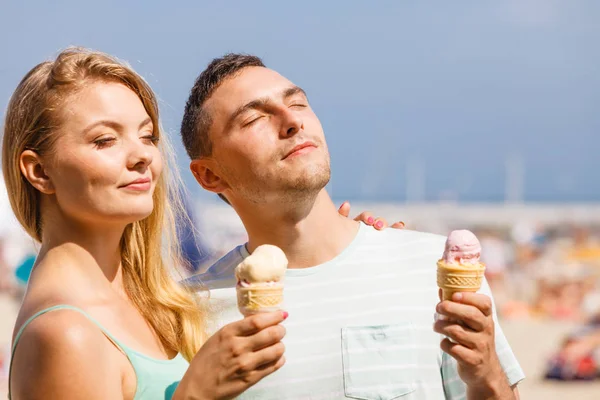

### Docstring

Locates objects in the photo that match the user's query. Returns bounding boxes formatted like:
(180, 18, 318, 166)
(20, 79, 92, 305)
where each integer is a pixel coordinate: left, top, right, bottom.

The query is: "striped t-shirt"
(185, 223, 525, 400)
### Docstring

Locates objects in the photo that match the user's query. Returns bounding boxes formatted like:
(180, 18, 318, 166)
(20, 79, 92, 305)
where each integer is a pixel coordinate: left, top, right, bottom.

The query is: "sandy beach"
(500, 319, 600, 399)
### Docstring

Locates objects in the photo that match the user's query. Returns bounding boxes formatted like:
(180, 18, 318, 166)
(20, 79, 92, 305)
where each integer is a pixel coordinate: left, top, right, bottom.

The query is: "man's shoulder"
(181, 245, 244, 290)
(342, 226, 447, 272)
(364, 226, 447, 248)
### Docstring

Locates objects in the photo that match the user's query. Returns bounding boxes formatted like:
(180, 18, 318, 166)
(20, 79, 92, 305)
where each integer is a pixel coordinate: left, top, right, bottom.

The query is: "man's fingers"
(337, 201, 351, 217)
(451, 292, 493, 317)
(230, 311, 288, 336)
(440, 338, 482, 368)
(433, 320, 477, 349)
(436, 300, 487, 332)
(353, 211, 375, 225)
(248, 324, 286, 351)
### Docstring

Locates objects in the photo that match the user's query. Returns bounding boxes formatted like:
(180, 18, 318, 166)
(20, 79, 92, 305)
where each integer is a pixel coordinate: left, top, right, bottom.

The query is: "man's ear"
(190, 158, 230, 195)
(19, 150, 55, 194)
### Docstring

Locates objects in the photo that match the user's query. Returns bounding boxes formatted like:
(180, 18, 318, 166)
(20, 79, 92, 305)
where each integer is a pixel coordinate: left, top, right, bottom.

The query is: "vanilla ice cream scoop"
(442, 230, 482, 266)
(235, 245, 287, 316)
(235, 244, 288, 284)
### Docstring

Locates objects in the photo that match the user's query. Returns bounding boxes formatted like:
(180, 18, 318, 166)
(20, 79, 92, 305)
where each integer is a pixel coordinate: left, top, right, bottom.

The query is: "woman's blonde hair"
(2, 47, 207, 361)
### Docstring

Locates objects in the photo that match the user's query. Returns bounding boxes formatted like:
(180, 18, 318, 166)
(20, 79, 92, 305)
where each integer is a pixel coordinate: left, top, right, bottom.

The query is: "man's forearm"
(467, 376, 515, 400)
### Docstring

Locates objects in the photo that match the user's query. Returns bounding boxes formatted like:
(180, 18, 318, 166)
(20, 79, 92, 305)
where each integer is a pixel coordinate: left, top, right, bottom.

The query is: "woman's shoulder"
(10, 300, 123, 398)
(13, 285, 81, 336)
(11, 296, 126, 398)
(13, 292, 111, 356)
(16, 303, 104, 347)
(14, 258, 107, 340)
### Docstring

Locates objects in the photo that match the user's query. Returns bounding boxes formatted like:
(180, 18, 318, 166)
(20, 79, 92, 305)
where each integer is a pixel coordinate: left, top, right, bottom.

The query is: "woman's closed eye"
(141, 133, 160, 145)
(93, 136, 116, 149)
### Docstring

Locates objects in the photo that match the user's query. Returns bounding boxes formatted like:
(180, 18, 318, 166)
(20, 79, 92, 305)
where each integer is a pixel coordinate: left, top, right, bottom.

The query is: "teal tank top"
(9, 305, 190, 400)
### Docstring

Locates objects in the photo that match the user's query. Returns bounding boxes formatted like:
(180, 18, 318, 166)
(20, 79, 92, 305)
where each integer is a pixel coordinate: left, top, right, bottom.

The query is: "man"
(181, 54, 524, 399)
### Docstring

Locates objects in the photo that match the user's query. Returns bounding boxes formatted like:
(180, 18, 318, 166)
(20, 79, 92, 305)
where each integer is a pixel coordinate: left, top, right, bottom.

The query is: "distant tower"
(406, 155, 425, 203)
(505, 153, 524, 203)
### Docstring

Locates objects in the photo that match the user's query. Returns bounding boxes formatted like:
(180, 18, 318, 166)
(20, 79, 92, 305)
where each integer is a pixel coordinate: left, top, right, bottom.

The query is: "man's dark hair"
(181, 53, 265, 204)
(181, 53, 265, 160)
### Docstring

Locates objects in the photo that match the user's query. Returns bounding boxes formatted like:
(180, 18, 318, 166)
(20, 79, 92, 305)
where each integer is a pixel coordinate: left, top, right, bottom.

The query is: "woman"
(4, 48, 287, 399)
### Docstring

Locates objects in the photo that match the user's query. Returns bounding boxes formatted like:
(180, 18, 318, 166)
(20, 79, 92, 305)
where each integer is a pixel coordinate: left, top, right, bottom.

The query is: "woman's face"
(43, 81, 163, 227)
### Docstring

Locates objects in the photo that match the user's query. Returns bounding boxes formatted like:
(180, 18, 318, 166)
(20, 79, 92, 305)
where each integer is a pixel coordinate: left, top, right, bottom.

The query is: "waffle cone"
(437, 260, 486, 301)
(237, 284, 284, 316)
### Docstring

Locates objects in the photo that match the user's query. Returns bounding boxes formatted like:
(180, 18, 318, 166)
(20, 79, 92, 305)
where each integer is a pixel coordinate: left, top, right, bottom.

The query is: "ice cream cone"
(235, 244, 287, 316)
(237, 284, 284, 316)
(437, 260, 486, 301)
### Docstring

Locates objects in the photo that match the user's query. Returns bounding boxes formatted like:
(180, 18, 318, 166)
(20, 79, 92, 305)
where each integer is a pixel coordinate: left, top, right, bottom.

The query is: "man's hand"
(337, 201, 405, 230)
(434, 291, 515, 399)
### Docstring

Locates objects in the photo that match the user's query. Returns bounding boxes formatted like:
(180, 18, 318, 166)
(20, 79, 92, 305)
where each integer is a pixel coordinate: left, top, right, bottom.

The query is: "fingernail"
(399, 221, 405, 227)
(282, 311, 289, 320)
(367, 217, 374, 224)
(376, 221, 383, 229)
(453, 293, 463, 301)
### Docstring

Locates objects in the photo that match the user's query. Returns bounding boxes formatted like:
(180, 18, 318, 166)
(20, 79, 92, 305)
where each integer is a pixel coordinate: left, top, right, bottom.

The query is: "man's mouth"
(283, 141, 317, 160)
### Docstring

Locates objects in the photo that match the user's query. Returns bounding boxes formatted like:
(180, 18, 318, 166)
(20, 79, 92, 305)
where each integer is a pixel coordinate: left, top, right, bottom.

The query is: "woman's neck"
(38, 209, 127, 291)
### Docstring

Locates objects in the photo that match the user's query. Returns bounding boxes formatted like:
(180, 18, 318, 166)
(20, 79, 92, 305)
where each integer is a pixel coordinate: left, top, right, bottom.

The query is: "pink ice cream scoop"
(442, 230, 482, 266)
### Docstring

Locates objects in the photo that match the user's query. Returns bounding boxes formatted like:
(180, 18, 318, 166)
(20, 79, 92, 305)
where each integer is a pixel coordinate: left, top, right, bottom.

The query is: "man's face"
(204, 66, 330, 204)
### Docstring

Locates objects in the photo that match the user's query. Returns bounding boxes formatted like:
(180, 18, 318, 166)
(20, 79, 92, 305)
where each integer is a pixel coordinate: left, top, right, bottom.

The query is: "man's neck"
(238, 190, 360, 269)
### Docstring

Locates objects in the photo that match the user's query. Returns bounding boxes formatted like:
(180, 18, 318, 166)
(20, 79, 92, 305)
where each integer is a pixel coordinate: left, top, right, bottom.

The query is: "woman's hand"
(338, 201, 405, 230)
(174, 311, 287, 400)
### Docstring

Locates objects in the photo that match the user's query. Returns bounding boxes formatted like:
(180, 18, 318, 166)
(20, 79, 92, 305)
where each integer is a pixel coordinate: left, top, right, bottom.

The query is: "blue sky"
(1, 1, 598, 202)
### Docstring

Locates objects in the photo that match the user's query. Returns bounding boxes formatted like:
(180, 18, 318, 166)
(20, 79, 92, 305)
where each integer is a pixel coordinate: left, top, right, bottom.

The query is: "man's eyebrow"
(283, 86, 308, 100)
(227, 86, 309, 126)
(228, 97, 270, 126)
